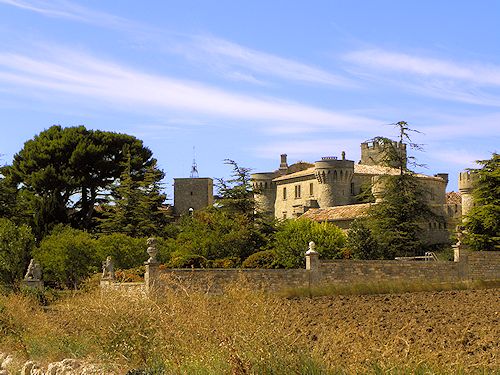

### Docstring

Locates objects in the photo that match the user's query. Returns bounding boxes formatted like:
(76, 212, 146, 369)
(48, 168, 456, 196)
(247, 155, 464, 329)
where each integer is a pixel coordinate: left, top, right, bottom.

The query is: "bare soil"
(289, 288, 500, 372)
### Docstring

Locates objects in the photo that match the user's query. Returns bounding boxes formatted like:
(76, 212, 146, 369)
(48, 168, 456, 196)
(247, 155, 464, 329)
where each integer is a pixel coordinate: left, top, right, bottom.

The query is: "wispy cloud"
(0, 0, 133, 29)
(343, 48, 500, 106)
(0, 45, 379, 132)
(180, 35, 354, 87)
(344, 49, 500, 86)
(0, 0, 353, 89)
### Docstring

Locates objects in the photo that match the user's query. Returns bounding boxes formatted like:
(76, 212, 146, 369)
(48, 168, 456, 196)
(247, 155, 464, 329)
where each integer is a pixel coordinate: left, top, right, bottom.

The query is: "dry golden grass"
(1, 280, 499, 374)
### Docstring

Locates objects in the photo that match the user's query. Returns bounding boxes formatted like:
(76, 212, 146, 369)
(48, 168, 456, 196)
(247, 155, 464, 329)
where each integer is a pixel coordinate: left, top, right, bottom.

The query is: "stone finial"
(306, 241, 317, 255)
(24, 259, 42, 281)
(305, 241, 320, 271)
(146, 237, 158, 263)
(101, 256, 115, 280)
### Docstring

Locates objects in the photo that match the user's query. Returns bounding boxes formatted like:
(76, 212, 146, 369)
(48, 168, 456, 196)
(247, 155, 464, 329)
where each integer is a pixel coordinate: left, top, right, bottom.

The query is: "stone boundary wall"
(468, 251, 500, 280)
(100, 249, 499, 295)
(318, 259, 462, 284)
(147, 268, 310, 294)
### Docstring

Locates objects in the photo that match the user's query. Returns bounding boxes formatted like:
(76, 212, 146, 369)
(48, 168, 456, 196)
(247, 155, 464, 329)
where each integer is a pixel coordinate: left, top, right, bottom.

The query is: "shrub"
(273, 219, 346, 268)
(209, 257, 241, 268)
(242, 250, 278, 269)
(168, 252, 207, 268)
(0, 218, 35, 284)
(33, 226, 99, 288)
(114, 266, 145, 282)
(95, 233, 147, 269)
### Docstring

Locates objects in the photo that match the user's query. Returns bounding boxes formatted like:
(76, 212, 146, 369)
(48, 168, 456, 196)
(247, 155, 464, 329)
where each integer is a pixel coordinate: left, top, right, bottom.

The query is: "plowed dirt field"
(290, 288, 500, 372)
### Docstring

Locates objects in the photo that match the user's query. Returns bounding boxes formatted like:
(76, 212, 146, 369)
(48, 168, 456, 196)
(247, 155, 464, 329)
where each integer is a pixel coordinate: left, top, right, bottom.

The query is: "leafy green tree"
(347, 219, 380, 259)
(359, 122, 437, 258)
(0, 218, 35, 284)
(33, 226, 99, 288)
(170, 208, 260, 262)
(95, 233, 148, 270)
(216, 159, 255, 217)
(2, 125, 155, 236)
(273, 219, 346, 268)
(464, 153, 500, 251)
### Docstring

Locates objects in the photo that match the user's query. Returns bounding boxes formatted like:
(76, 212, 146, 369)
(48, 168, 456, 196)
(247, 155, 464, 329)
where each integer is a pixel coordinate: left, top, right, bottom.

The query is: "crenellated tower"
(251, 172, 277, 215)
(360, 139, 407, 168)
(458, 170, 478, 218)
(314, 154, 354, 207)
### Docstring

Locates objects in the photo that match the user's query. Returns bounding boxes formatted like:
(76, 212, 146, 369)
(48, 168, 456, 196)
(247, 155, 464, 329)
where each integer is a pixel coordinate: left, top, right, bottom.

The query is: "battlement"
(361, 140, 407, 150)
(458, 171, 478, 192)
(315, 157, 354, 171)
(314, 157, 354, 184)
(360, 139, 407, 167)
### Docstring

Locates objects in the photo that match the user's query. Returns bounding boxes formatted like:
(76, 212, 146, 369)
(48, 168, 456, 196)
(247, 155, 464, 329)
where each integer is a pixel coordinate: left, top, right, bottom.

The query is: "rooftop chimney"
(279, 153, 288, 172)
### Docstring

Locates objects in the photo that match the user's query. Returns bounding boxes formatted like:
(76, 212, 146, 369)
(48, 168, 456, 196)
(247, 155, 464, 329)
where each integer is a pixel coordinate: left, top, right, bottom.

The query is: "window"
(282, 211, 287, 219)
(309, 183, 314, 196)
(350, 182, 355, 195)
(294, 185, 301, 199)
(283, 187, 287, 200)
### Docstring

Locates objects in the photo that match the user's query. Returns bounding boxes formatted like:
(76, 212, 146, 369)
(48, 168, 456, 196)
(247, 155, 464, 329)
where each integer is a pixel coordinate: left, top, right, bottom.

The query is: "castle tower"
(458, 171, 477, 218)
(250, 172, 276, 215)
(360, 140, 407, 168)
(173, 178, 213, 216)
(314, 155, 354, 207)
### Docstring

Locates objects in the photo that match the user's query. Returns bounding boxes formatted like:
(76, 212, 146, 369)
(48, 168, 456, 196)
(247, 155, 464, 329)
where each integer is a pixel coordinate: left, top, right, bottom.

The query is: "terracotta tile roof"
(446, 191, 462, 205)
(273, 167, 315, 181)
(301, 203, 373, 222)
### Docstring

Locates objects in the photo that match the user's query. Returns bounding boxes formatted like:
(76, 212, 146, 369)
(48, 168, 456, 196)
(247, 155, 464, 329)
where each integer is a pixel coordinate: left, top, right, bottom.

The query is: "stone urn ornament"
(146, 237, 158, 263)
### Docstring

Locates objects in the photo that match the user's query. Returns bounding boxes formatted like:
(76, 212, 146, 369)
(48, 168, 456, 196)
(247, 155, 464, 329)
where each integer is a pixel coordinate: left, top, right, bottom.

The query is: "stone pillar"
(305, 241, 320, 288)
(305, 241, 319, 270)
(145, 237, 159, 295)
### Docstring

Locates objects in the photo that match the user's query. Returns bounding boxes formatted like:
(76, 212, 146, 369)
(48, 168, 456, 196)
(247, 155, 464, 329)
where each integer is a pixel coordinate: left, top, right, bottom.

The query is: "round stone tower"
(458, 170, 477, 218)
(360, 139, 407, 168)
(314, 155, 354, 207)
(251, 172, 277, 215)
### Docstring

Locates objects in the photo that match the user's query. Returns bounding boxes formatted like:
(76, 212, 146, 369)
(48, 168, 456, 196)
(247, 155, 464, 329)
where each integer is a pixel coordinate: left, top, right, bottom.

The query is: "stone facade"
(173, 177, 213, 216)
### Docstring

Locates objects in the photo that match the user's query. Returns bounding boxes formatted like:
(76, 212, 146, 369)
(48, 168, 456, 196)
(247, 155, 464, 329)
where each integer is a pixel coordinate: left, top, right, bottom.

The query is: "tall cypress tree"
(350, 122, 437, 258)
(464, 153, 500, 251)
(99, 148, 167, 237)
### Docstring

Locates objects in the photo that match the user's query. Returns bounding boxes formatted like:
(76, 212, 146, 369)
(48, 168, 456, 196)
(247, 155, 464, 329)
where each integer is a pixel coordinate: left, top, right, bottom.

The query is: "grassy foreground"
(0, 282, 499, 374)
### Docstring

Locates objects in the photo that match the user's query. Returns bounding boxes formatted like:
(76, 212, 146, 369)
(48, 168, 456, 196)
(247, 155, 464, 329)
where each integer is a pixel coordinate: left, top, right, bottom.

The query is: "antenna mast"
(190, 146, 199, 178)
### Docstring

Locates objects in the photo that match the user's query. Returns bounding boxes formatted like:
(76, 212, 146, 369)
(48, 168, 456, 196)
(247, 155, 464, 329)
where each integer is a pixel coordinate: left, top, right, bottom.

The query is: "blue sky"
(0, 0, 499, 198)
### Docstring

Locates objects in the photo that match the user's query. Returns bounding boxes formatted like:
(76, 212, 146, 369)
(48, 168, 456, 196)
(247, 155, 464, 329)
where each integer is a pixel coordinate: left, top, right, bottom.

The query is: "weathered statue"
(101, 256, 115, 280)
(146, 237, 158, 263)
(24, 259, 42, 281)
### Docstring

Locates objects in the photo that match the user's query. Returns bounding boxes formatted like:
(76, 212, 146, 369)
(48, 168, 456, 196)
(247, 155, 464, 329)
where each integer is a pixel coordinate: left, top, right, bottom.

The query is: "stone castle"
(172, 138, 477, 245)
(250, 139, 466, 245)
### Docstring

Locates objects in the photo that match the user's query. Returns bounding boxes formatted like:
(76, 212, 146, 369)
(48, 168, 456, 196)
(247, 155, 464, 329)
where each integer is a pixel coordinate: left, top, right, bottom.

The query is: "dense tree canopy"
(464, 153, 500, 251)
(2, 125, 157, 236)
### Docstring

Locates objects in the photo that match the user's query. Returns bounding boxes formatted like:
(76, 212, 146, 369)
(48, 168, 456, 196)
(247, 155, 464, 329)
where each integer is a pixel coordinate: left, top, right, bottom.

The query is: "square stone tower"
(173, 178, 214, 216)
